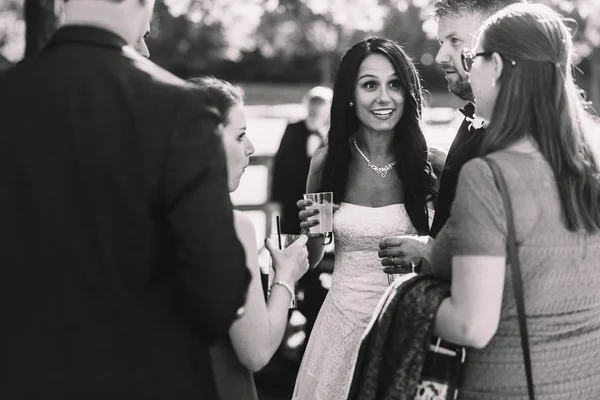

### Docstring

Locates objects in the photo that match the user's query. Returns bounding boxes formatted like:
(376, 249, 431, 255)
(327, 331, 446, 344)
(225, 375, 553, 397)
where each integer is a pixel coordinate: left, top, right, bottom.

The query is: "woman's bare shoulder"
(307, 146, 328, 192)
(311, 146, 327, 170)
(233, 210, 256, 243)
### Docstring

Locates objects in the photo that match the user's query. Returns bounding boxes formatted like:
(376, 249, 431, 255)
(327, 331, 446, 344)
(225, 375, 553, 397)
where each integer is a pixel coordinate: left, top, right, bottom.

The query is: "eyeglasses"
(461, 48, 517, 72)
(461, 49, 493, 72)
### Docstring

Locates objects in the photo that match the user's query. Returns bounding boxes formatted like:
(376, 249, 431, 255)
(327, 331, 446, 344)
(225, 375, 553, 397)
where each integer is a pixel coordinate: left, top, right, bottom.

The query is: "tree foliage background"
(1, 0, 599, 107)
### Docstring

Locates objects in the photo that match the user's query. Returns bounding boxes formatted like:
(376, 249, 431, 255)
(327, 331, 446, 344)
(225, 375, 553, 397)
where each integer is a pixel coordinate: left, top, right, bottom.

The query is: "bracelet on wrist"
(269, 280, 295, 299)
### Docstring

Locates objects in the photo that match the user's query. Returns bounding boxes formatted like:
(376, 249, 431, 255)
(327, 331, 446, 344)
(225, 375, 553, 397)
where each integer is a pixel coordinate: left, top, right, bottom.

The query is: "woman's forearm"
(433, 297, 494, 349)
(433, 298, 470, 346)
(228, 211, 304, 372)
(434, 256, 505, 350)
(260, 284, 293, 360)
(230, 283, 292, 372)
(307, 236, 325, 269)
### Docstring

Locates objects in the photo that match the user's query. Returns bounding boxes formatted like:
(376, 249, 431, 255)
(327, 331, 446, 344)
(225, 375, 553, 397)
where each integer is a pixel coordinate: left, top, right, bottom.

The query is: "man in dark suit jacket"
(378, 0, 523, 270)
(270, 86, 332, 348)
(271, 119, 318, 234)
(271, 86, 332, 234)
(0, 0, 250, 398)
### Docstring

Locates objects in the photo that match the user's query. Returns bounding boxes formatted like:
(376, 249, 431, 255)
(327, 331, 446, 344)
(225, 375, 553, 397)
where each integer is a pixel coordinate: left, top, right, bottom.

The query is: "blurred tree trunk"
(24, 0, 57, 59)
(590, 49, 600, 114)
(319, 54, 333, 87)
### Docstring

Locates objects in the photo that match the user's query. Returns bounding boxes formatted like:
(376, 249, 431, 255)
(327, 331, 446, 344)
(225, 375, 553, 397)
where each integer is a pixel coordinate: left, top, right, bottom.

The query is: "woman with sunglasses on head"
(428, 3, 600, 398)
(187, 77, 310, 400)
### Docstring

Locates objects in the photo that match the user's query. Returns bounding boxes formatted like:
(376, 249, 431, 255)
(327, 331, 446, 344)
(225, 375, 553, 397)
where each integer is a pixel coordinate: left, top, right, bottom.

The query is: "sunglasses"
(461, 48, 517, 72)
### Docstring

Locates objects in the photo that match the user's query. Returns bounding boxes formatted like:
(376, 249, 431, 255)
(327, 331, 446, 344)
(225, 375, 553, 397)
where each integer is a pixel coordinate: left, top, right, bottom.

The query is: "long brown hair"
(186, 76, 244, 124)
(479, 3, 600, 232)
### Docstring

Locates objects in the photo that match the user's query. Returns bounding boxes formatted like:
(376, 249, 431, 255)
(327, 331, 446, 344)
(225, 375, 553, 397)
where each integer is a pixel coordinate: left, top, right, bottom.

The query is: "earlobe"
(491, 52, 504, 82)
(216, 123, 226, 136)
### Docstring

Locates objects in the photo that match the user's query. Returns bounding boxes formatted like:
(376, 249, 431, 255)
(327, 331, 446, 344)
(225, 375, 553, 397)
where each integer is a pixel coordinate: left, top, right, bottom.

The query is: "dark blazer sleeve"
(430, 120, 482, 238)
(270, 123, 296, 202)
(164, 89, 250, 341)
(270, 122, 311, 233)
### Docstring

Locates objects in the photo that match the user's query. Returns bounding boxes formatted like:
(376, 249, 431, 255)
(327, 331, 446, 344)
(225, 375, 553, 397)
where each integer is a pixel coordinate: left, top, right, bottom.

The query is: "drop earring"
(491, 79, 496, 87)
(349, 101, 354, 107)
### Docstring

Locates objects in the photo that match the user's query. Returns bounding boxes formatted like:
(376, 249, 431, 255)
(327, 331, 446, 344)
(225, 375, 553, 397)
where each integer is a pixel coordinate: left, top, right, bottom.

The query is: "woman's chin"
(228, 177, 242, 193)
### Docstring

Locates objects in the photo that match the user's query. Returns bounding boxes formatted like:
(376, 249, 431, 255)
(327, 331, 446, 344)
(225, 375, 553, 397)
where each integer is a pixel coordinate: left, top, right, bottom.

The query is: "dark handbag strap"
(485, 158, 535, 400)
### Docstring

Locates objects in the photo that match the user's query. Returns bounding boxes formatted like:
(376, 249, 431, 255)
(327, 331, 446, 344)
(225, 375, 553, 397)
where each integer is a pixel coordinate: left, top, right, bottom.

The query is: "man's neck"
(62, 0, 140, 45)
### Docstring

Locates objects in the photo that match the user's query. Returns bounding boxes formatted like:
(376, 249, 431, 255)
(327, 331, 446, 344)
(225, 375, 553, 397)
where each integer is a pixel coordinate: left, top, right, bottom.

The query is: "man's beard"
(447, 73, 474, 102)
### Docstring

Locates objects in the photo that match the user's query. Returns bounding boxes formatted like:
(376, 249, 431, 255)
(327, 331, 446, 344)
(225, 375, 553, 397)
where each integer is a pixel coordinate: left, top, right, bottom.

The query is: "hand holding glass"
(302, 192, 333, 245)
(302, 192, 333, 234)
(267, 233, 304, 308)
(384, 264, 418, 285)
(379, 234, 424, 285)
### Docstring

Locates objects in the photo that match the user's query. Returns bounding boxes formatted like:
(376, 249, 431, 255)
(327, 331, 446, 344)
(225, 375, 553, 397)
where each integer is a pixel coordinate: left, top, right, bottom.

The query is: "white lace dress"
(292, 202, 421, 400)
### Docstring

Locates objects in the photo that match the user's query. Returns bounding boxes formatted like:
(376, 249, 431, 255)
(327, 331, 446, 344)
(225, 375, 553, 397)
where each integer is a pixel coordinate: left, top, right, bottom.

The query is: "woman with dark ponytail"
(428, 3, 600, 398)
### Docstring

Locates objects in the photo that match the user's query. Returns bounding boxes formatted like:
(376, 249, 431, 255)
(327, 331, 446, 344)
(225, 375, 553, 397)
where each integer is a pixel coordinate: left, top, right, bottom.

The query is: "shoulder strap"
(484, 157, 535, 400)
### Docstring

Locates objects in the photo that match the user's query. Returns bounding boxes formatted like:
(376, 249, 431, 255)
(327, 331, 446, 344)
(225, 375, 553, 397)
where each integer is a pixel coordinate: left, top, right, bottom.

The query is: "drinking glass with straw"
(268, 216, 299, 309)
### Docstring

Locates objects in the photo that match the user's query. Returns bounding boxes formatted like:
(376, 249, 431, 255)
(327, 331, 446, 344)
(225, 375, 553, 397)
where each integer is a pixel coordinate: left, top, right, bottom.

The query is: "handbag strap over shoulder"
(484, 157, 535, 400)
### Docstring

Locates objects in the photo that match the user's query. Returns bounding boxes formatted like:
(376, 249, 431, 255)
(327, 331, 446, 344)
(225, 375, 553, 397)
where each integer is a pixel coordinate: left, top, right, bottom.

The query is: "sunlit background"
(1, 1, 599, 398)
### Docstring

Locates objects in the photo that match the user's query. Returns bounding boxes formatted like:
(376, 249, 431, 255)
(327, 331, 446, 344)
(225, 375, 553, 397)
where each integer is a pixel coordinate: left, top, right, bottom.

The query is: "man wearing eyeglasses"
(378, 0, 525, 271)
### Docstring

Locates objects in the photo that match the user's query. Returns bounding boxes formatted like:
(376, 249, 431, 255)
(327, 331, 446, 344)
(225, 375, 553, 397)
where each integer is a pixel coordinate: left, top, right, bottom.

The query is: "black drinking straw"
(276, 216, 283, 250)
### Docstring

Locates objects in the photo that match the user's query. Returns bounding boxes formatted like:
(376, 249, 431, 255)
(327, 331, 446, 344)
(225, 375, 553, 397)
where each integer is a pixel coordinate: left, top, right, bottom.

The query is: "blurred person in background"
(0, 0, 251, 398)
(293, 37, 437, 400)
(270, 85, 333, 363)
(428, 3, 600, 397)
(271, 86, 333, 234)
(188, 76, 310, 400)
(378, 0, 526, 274)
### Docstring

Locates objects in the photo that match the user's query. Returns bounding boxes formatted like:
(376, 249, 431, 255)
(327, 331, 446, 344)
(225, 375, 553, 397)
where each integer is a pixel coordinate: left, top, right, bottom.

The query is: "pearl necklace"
(353, 137, 397, 178)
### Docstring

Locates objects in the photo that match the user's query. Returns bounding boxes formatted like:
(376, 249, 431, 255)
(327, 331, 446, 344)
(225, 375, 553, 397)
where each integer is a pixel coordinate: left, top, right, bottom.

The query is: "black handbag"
(414, 337, 466, 400)
(485, 157, 535, 400)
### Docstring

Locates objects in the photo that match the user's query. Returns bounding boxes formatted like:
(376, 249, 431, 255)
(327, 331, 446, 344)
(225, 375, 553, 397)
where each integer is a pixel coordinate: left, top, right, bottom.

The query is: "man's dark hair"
(433, 0, 527, 20)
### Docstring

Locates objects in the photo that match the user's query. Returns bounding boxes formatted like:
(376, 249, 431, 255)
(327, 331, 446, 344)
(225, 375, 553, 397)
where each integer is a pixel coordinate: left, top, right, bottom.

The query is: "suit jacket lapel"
(445, 103, 480, 167)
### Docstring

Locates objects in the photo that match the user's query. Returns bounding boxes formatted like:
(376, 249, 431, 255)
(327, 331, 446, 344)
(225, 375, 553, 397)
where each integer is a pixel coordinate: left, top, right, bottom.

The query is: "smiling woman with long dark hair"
(292, 37, 438, 400)
(319, 37, 436, 233)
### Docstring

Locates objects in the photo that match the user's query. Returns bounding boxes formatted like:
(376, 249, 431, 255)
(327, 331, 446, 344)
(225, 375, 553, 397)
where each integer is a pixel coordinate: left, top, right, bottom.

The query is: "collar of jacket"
(46, 25, 128, 52)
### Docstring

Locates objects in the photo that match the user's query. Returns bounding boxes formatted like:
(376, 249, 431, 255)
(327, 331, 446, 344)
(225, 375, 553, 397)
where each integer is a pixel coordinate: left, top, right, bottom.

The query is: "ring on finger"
(388, 256, 395, 266)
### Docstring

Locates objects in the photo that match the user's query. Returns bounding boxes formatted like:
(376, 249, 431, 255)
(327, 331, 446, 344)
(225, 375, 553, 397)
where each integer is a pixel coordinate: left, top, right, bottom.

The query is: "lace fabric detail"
(293, 202, 418, 400)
